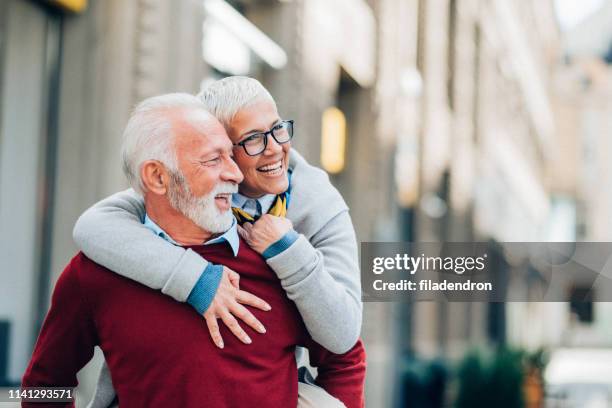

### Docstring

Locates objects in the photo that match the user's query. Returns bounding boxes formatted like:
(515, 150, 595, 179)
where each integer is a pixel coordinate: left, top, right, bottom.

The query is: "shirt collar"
(205, 218, 240, 256)
(143, 214, 240, 257)
(232, 193, 276, 218)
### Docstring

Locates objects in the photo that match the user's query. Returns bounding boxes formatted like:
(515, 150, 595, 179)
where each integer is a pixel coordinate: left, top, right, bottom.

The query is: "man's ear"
(140, 160, 170, 195)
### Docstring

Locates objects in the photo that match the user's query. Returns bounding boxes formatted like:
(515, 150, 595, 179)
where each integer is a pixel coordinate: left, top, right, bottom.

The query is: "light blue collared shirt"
(142, 214, 240, 314)
(232, 193, 276, 219)
(143, 214, 240, 256)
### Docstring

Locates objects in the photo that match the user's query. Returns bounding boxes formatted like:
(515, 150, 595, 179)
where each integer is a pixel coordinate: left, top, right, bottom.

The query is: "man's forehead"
(173, 109, 231, 150)
(180, 108, 221, 130)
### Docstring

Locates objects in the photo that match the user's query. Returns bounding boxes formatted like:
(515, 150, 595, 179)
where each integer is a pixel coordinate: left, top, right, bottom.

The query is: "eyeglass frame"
(233, 120, 294, 156)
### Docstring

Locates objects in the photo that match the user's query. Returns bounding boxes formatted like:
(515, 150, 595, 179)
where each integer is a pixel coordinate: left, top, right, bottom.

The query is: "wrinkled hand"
(238, 214, 293, 254)
(203, 267, 271, 349)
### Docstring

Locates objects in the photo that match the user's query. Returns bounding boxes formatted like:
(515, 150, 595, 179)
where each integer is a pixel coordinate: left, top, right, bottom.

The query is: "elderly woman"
(74, 77, 363, 406)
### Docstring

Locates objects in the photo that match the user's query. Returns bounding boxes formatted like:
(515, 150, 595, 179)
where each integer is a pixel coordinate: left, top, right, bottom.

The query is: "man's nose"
(222, 157, 244, 184)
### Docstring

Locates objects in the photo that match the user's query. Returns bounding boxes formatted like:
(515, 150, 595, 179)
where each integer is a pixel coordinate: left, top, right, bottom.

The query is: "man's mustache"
(211, 182, 238, 195)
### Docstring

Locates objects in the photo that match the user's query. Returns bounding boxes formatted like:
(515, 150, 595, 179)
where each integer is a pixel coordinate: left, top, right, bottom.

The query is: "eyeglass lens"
(243, 121, 293, 155)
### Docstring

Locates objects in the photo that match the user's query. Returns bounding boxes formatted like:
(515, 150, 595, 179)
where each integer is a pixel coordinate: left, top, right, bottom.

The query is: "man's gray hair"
(121, 92, 209, 194)
(197, 76, 275, 128)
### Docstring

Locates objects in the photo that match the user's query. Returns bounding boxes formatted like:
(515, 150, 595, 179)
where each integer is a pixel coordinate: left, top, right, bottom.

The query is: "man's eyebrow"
(198, 153, 216, 161)
(198, 146, 228, 160)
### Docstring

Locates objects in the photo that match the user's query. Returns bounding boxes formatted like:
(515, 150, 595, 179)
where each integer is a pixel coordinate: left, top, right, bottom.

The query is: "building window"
(320, 107, 347, 174)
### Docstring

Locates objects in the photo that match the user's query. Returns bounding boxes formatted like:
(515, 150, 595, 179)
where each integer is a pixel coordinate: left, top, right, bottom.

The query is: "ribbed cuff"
(266, 235, 318, 285)
(161, 249, 210, 302)
(186, 264, 224, 314)
(262, 230, 299, 259)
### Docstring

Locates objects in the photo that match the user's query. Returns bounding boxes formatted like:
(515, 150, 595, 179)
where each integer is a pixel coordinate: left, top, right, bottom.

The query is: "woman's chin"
(268, 178, 289, 195)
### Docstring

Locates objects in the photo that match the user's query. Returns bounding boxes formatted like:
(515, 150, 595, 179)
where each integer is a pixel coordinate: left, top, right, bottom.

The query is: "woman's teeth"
(258, 161, 283, 175)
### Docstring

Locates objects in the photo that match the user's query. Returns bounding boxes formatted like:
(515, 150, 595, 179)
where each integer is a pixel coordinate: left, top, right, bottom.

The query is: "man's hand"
(238, 214, 293, 254)
(203, 267, 271, 349)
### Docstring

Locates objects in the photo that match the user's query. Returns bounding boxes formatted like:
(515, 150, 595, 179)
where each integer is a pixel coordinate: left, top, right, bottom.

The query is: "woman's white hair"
(197, 76, 276, 128)
(121, 92, 209, 194)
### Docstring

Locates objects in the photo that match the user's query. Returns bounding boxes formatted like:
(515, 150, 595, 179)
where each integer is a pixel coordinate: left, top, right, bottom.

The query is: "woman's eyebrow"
(268, 118, 281, 128)
(242, 119, 282, 136)
(242, 128, 263, 136)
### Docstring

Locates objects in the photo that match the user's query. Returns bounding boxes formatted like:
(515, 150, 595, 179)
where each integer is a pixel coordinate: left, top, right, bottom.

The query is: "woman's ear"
(140, 160, 170, 195)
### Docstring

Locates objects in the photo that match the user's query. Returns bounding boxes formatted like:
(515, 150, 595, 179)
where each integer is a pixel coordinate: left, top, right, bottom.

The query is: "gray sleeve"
(72, 189, 208, 302)
(266, 210, 362, 354)
(86, 361, 115, 408)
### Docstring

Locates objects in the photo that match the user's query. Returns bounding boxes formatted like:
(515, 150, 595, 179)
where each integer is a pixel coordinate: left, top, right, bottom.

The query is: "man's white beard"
(167, 172, 237, 234)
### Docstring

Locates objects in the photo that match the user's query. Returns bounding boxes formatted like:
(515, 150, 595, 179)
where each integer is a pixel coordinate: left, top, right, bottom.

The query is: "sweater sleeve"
(21, 259, 99, 408)
(266, 210, 362, 353)
(307, 339, 367, 408)
(72, 189, 217, 306)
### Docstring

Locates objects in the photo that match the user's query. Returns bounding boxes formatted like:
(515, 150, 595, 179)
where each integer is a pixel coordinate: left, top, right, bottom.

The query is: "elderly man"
(22, 94, 365, 407)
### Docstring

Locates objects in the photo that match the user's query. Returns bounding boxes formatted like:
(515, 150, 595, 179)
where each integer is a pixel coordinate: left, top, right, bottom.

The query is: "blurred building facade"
(1, 0, 213, 402)
(510, 0, 612, 353)
(2, 0, 611, 407)
(0, 0, 399, 405)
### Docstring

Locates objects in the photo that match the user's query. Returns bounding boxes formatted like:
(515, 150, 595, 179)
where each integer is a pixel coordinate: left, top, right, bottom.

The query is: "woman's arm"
(241, 210, 362, 354)
(73, 189, 270, 347)
(72, 189, 213, 304)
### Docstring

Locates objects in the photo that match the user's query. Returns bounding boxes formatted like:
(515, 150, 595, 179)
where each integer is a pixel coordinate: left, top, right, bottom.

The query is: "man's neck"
(145, 195, 213, 245)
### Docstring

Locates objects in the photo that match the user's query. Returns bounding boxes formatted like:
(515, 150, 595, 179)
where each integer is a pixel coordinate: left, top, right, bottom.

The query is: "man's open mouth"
(214, 193, 232, 205)
(257, 160, 283, 176)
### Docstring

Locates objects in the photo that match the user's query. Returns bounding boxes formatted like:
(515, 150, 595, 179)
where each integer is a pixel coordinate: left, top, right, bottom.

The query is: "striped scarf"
(232, 172, 292, 225)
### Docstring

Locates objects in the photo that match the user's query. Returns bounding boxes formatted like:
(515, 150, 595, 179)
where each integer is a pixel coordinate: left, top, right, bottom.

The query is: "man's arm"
(307, 339, 367, 408)
(21, 257, 98, 408)
(244, 210, 362, 353)
(72, 189, 269, 347)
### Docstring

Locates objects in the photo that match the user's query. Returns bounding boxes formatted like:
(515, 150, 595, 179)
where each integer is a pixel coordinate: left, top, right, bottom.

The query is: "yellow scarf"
(232, 193, 288, 225)
(232, 171, 292, 225)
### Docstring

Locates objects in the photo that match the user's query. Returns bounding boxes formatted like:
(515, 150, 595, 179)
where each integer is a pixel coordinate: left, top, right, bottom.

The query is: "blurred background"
(1, 0, 612, 406)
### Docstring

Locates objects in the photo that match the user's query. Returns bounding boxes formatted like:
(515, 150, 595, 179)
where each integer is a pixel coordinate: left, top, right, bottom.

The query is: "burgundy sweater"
(22, 239, 366, 407)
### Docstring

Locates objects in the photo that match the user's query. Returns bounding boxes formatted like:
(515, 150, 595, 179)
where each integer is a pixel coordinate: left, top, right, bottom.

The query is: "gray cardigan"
(73, 149, 362, 352)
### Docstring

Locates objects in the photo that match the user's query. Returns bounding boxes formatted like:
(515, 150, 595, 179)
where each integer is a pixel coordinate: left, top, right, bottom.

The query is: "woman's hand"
(203, 267, 271, 348)
(238, 214, 293, 254)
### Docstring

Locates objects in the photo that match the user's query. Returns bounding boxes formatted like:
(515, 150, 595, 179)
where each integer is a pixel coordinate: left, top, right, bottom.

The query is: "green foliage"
(399, 347, 548, 408)
(399, 358, 449, 408)
(455, 347, 534, 408)
(455, 350, 490, 408)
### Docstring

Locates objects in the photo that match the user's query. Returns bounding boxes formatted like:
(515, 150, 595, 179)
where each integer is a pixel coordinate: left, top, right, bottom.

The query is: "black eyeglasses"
(233, 120, 294, 156)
